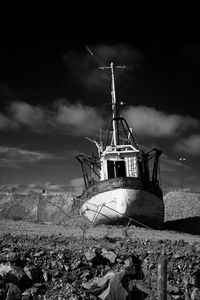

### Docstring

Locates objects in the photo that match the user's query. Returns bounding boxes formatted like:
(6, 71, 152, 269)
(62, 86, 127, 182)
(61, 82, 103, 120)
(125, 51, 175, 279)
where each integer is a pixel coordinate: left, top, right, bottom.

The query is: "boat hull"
(79, 177, 164, 228)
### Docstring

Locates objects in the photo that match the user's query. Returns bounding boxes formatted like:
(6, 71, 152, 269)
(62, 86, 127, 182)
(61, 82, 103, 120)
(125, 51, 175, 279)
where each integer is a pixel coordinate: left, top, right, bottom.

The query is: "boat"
(76, 62, 164, 228)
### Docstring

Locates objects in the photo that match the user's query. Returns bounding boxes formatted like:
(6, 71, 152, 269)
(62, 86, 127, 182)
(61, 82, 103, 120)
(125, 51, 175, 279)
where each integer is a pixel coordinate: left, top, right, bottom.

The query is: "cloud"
(0, 146, 55, 167)
(0, 113, 10, 129)
(156, 153, 192, 193)
(1, 99, 199, 140)
(43, 182, 72, 193)
(0, 102, 46, 131)
(70, 177, 84, 195)
(160, 154, 191, 176)
(0, 99, 105, 136)
(0, 182, 72, 194)
(54, 99, 104, 135)
(173, 134, 200, 155)
(123, 105, 199, 137)
(160, 154, 180, 172)
(10, 102, 45, 129)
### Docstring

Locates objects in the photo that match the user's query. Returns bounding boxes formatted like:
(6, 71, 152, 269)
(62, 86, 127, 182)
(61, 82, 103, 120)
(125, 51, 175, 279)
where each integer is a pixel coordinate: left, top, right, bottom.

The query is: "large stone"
(6, 283, 21, 300)
(24, 265, 43, 283)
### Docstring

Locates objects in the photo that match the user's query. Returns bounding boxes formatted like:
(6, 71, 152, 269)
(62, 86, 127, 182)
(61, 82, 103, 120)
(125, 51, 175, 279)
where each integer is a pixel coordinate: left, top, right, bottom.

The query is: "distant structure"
(178, 157, 186, 191)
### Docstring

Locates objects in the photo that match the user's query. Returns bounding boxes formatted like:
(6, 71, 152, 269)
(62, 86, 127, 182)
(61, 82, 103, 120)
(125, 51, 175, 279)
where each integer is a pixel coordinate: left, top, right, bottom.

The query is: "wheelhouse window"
(126, 156, 138, 177)
(115, 161, 126, 177)
(107, 160, 126, 178)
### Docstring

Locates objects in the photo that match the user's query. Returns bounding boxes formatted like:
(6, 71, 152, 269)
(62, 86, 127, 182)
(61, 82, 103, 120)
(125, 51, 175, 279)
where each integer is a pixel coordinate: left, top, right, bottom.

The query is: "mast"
(110, 62, 118, 145)
(99, 62, 126, 146)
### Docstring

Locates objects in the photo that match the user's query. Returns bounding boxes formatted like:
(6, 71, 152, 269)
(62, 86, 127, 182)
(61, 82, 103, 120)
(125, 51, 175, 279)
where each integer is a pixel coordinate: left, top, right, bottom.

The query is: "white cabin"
(100, 144, 139, 181)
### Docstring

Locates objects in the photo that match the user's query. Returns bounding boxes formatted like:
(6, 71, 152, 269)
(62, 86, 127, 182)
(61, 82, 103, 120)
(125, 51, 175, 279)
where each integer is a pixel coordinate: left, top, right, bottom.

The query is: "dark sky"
(1, 19, 200, 194)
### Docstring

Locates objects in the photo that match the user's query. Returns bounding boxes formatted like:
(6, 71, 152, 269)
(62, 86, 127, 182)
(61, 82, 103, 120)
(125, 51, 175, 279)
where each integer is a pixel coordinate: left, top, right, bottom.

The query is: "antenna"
(85, 45, 94, 56)
(84, 45, 105, 68)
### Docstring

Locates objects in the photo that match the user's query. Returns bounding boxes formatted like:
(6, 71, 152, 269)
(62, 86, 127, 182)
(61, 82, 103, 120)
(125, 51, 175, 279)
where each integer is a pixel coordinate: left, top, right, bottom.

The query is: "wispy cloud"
(43, 182, 73, 193)
(0, 182, 73, 193)
(158, 153, 192, 192)
(1, 100, 200, 147)
(0, 113, 10, 129)
(0, 146, 55, 168)
(9, 101, 45, 130)
(123, 105, 199, 137)
(69, 177, 84, 195)
(54, 99, 104, 135)
(173, 134, 200, 155)
(0, 102, 46, 131)
(0, 100, 104, 136)
(160, 154, 181, 172)
(160, 154, 191, 174)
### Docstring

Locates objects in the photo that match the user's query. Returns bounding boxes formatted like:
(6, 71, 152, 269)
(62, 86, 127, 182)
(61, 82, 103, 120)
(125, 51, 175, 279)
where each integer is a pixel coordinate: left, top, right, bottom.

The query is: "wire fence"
(0, 192, 76, 225)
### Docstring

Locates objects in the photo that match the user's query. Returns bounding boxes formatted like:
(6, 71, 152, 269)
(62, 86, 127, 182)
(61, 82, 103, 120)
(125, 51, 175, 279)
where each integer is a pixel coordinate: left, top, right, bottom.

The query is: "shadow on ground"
(163, 216, 200, 235)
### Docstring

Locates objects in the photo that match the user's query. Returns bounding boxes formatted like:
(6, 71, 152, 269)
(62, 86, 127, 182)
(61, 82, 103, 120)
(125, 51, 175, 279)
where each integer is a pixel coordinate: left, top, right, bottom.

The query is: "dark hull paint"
(81, 177, 163, 201)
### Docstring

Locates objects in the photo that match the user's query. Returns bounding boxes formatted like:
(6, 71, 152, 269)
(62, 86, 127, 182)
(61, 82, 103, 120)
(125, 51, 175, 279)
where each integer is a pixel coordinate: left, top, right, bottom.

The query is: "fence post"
(157, 257, 167, 300)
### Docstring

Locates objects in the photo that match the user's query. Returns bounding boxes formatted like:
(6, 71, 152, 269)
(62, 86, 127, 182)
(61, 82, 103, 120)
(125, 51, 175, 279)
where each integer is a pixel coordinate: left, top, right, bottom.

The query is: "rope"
(81, 202, 153, 229)
(84, 207, 114, 222)
(42, 198, 71, 219)
(103, 204, 152, 229)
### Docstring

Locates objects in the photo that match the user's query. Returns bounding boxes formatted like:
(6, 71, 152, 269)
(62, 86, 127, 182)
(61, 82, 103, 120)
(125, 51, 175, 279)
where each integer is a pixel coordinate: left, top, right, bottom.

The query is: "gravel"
(164, 191, 200, 221)
(0, 191, 200, 298)
(1, 233, 200, 299)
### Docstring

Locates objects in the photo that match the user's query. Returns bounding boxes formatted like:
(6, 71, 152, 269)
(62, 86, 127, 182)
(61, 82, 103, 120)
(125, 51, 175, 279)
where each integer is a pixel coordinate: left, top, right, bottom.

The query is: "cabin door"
(107, 160, 115, 179)
(115, 161, 126, 177)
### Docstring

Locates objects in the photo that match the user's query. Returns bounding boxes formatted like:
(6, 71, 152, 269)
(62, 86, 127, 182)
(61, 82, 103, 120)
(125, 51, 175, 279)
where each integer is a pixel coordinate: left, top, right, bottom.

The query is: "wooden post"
(157, 257, 167, 300)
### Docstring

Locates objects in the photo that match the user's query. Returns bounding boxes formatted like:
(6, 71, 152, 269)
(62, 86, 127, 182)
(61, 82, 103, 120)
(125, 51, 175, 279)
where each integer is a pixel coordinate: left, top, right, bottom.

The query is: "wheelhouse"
(100, 144, 139, 180)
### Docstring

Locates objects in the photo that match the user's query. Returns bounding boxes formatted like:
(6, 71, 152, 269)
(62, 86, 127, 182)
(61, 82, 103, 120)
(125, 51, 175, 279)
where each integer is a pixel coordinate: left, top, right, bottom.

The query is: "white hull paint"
(80, 188, 164, 227)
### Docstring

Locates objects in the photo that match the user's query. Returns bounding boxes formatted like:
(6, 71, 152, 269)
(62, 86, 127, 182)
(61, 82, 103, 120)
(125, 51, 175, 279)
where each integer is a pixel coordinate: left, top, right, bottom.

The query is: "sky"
(1, 28, 200, 195)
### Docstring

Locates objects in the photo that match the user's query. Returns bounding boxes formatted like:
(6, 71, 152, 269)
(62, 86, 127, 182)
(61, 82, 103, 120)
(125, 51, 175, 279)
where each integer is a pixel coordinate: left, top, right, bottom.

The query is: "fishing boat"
(76, 62, 164, 228)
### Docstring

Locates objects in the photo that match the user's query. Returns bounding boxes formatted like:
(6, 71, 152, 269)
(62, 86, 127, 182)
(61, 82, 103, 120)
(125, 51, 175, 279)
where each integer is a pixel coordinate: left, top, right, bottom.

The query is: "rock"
(191, 288, 200, 300)
(89, 248, 110, 266)
(0, 263, 13, 278)
(84, 249, 96, 262)
(123, 256, 136, 275)
(50, 260, 57, 269)
(0, 274, 6, 288)
(24, 265, 43, 283)
(33, 250, 45, 258)
(0, 252, 20, 263)
(6, 283, 21, 300)
(2, 231, 200, 298)
(101, 249, 116, 264)
(21, 289, 32, 300)
(191, 271, 200, 287)
(98, 271, 128, 300)
(0, 288, 7, 300)
(42, 270, 51, 282)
